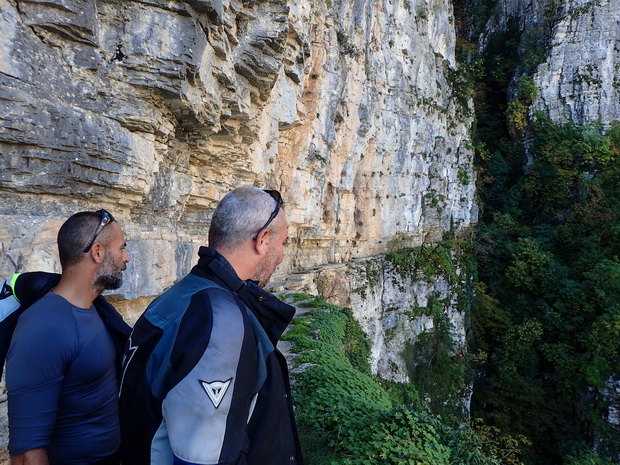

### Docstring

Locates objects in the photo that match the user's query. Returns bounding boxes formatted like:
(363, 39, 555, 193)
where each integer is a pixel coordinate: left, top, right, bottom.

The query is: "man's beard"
(94, 254, 126, 290)
(253, 250, 278, 288)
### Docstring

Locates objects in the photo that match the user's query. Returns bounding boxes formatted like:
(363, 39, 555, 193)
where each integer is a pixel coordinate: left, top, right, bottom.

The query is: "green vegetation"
(405, 304, 469, 420)
(385, 239, 475, 287)
(284, 295, 527, 465)
(471, 115, 620, 464)
(465, 4, 620, 462)
(507, 76, 539, 131)
(336, 30, 357, 56)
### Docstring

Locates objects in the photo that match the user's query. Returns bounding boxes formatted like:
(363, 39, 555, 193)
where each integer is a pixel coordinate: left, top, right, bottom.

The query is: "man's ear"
(88, 242, 105, 264)
(254, 229, 270, 256)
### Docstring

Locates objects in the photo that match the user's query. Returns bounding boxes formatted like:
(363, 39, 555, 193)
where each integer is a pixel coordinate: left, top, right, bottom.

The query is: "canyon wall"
(2, 0, 618, 459)
(481, 0, 620, 126)
(532, 0, 620, 126)
(0, 0, 475, 457)
(0, 0, 477, 319)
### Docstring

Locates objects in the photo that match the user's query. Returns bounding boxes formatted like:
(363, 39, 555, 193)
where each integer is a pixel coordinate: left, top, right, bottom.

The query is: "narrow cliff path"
(275, 293, 315, 363)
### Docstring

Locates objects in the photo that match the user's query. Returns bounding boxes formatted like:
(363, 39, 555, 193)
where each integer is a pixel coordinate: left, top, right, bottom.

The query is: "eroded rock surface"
(0, 0, 477, 310)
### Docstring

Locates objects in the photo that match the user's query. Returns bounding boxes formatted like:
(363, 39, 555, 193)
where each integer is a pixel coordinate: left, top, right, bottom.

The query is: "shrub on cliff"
(284, 295, 519, 465)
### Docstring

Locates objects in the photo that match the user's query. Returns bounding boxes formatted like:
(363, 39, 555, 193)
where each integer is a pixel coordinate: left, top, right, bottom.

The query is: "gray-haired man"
(119, 186, 304, 465)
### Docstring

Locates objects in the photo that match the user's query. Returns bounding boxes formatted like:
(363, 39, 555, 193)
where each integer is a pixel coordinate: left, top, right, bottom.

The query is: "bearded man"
(119, 186, 304, 465)
(5, 210, 131, 465)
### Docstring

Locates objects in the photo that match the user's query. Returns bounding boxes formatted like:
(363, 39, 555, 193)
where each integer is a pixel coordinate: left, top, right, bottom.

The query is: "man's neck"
(216, 247, 255, 282)
(52, 274, 99, 309)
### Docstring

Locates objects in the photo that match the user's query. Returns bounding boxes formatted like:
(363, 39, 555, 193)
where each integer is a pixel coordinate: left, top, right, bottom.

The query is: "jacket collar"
(192, 246, 296, 344)
(193, 246, 246, 293)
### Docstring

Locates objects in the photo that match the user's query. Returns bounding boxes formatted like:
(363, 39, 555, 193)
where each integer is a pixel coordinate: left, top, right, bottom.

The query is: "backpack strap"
(0, 272, 61, 379)
(0, 273, 22, 320)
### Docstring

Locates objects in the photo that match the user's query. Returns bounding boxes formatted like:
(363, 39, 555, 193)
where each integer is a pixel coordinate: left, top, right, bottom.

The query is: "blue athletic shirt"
(6, 292, 120, 463)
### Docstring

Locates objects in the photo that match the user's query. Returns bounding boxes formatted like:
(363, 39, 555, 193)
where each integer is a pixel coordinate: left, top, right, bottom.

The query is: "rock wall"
(0, 0, 477, 318)
(480, 0, 620, 127)
(532, 0, 620, 127)
(0, 0, 475, 457)
(288, 246, 470, 383)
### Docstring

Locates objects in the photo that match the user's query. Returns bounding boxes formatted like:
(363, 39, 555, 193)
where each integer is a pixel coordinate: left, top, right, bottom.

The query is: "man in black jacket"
(119, 186, 304, 465)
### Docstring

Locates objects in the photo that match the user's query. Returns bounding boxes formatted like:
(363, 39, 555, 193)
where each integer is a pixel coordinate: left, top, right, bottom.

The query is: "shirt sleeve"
(6, 305, 76, 455)
(162, 289, 258, 465)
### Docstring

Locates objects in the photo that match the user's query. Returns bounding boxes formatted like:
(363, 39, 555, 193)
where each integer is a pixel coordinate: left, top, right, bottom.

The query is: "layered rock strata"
(0, 0, 476, 456)
(0, 0, 477, 309)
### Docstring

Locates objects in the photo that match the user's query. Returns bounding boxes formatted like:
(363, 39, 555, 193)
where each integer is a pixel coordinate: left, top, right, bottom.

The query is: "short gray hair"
(208, 186, 283, 251)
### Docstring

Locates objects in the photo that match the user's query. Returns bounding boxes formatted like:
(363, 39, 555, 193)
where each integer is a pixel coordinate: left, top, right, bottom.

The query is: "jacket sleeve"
(160, 288, 259, 465)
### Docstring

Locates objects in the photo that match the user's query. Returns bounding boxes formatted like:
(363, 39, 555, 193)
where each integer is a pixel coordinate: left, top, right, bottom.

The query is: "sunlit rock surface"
(0, 0, 476, 313)
(0, 0, 475, 456)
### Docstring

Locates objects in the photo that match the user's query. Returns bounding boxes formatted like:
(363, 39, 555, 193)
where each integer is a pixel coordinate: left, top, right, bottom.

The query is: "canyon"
(1, 0, 619, 460)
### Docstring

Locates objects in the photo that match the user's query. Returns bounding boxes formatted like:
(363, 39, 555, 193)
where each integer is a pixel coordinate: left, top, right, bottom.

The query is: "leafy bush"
(406, 309, 470, 420)
(285, 296, 520, 465)
(337, 407, 452, 465)
(563, 445, 618, 465)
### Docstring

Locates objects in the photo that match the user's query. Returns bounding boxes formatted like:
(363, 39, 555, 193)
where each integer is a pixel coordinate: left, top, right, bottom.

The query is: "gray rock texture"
(0, 0, 475, 456)
(481, 0, 620, 127)
(0, 0, 477, 314)
(533, 0, 620, 126)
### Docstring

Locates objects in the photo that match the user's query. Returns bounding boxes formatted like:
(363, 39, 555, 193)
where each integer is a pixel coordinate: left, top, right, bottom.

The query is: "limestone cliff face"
(532, 0, 620, 126)
(0, 0, 618, 458)
(480, 0, 620, 127)
(0, 1, 476, 456)
(0, 0, 477, 313)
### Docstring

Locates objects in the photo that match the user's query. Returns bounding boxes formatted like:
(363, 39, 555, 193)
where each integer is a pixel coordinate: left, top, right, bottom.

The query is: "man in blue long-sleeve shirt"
(6, 210, 131, 465)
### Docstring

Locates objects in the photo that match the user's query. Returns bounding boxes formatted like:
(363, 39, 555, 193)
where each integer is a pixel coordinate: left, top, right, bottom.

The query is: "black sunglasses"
(83, 209, 115, 253)
(252, 190, 283, 240)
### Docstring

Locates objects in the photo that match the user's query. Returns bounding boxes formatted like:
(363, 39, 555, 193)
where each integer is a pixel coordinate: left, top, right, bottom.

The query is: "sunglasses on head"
(252, 190, 283, 240)
(83, 209, 115, 253)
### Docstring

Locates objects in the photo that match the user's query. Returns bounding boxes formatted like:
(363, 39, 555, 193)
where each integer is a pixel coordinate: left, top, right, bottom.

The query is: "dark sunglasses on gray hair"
(83, 209, 115, 253)
(252, 190, 283, 240)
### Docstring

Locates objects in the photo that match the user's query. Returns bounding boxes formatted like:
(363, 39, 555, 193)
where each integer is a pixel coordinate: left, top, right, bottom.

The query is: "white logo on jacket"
(200, 378, 232, 408)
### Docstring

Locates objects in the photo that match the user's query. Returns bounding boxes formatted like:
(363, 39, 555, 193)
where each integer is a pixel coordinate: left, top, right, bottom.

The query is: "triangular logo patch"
(200, 378, 232, 408)
(1, 281, 12, 299)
